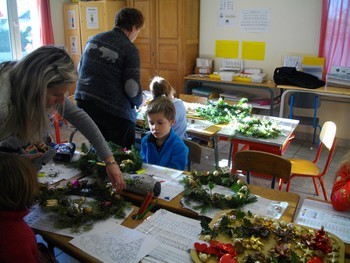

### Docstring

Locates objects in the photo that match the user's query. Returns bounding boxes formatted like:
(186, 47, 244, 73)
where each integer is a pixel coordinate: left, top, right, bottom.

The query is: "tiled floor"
(39, 123, 350, 262)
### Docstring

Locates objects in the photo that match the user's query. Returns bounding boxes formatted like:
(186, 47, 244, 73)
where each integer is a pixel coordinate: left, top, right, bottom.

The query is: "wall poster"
(86, 7, 99, 29)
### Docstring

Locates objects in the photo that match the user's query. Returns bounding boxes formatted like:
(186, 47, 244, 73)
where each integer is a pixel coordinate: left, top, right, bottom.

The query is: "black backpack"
(273, 67, 325, 89)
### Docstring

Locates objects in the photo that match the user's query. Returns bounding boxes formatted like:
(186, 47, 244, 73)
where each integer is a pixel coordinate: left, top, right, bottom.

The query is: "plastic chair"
(183, 139, 202, 171)
(286, 121, 337, 201)
(233, 150, 291, 190)
(288, 92, 321, 144)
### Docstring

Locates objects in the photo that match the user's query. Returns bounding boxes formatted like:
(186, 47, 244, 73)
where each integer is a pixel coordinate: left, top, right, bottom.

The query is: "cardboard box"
(195, 66, 213, 74)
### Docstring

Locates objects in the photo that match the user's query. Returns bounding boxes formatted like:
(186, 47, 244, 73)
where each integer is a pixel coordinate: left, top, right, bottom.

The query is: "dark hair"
(115, 7, 144, 31)
(0, 153, 39, 211)
(146, 97, 176, 121)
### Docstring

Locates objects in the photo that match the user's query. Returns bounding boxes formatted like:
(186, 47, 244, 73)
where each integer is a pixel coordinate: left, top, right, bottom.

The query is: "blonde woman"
(0, 46, 125, 192)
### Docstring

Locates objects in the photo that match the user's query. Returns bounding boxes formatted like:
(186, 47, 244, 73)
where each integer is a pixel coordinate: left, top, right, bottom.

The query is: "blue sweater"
(75, 27, 143, 122)
(141, 129, 189, 170)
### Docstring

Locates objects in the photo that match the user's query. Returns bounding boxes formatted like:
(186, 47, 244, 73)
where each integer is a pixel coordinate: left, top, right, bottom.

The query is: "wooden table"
(121, 183, 300, 223)
(184, 75, 279, 116)
(34, 182, 300, 262)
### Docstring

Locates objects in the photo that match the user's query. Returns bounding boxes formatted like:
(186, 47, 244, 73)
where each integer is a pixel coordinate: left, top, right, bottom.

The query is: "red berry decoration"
(311, 227, 332, 255)
(307, 256, 324, 263)
(220, 253, 238, 263)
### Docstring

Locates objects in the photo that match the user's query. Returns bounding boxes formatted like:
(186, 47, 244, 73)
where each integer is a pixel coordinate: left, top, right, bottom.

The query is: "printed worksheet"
(136, 209, 202, 263)
(70, 224, 160, 263)
(141, 164, 185, 201)
(294, 199, 350, 244)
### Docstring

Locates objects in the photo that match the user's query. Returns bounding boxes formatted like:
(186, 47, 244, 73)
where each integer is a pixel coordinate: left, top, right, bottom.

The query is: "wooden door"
(128, 0, 156, 90)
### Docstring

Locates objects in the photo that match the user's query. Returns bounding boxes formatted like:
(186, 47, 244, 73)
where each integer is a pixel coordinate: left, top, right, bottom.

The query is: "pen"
(137, 191, 153, 217)
(137, 200, 158, 220)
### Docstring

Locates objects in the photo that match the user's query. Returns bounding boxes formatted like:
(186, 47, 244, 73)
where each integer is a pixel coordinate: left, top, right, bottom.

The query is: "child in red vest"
(0, 153, 40, 262)
(331, 152, 350, 211)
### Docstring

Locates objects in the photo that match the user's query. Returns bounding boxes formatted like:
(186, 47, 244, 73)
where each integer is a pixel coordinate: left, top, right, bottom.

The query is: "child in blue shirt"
(141, 97, 189, 170)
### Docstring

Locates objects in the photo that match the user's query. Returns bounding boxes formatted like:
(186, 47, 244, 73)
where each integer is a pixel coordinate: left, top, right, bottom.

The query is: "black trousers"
(76, 100, 135, 149)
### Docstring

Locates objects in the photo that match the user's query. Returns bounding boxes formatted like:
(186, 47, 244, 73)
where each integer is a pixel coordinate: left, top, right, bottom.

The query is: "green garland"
(38, 178, 132, 233)
(181, 169, 257, 213)
(195, 98, 283, 139)
(73, 142, 142, 175)
(196, 98, 252, 124)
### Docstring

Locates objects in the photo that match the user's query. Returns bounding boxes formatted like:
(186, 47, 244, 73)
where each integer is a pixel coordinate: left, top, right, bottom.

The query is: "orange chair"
(286, 121, 337, 200)
(233, 150, 292, 190)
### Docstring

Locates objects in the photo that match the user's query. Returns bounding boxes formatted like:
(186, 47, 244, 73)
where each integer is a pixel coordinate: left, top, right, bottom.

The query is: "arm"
(123, 48, 143, 107)
(59, 98, 125, 192)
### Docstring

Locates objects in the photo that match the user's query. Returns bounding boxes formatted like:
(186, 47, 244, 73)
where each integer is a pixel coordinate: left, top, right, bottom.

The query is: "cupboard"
(63, 1, 126, 65)
(127, 0, 200, 94)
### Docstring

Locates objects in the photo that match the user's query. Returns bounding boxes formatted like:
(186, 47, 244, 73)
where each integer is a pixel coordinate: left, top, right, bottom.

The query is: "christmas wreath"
(192, 209, 341, 263)
(73, 142, 142, 175)
(195, 98, 283, 138)
(181, 169, 257, 213)
(38, 178, 132, 233)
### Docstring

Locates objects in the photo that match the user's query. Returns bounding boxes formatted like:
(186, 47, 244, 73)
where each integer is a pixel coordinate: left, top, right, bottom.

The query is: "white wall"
(50, 0, 69, 47)
(199, 0, 322, 80)
(200, 0, 350, 143)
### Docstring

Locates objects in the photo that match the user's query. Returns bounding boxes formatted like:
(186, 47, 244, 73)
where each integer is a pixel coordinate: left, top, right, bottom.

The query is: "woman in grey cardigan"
(0, 46, 125, 192)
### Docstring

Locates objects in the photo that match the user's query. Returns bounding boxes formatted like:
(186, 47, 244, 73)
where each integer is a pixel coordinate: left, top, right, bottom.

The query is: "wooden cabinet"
(63, 0, 126, 66)
(127, 0, 200, 94)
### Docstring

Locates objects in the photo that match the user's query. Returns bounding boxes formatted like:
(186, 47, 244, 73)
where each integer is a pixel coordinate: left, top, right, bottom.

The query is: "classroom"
(1, 0, 349, 262)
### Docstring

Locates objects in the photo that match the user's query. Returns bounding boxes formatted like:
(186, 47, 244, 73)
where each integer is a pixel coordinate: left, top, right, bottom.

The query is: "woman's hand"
(104, 157, 126, 193)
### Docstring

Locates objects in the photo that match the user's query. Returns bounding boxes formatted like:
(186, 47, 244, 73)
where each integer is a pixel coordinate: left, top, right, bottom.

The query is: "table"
(186, 115, 298, 169)
(216, 115, 299, 170)
(184, 75, 279, 116)
(278, 84, 350, 118)
(34, 182, 300, 262)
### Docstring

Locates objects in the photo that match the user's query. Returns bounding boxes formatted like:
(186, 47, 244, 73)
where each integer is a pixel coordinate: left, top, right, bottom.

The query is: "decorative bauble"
(307, 256, 324, 263)
(331, 180, 350, 211)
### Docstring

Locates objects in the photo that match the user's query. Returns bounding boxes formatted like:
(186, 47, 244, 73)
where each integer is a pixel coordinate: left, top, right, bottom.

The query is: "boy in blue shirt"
(141, 97, 188, 170)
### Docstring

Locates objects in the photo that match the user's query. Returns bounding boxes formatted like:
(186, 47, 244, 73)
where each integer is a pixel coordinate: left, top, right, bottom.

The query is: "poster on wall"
(70, 36, 78, 55)
(86, 7, 99, 29)
(217, 0, 236, 27)
(68, 10, 76, 30)
(240, 9, 270, 33)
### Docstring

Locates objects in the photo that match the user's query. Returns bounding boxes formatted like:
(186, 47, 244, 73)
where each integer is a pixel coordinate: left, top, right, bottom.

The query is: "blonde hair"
(149, 76, 176, 99)
(0, 153, 39, 210)
(5, 46, 78, 142)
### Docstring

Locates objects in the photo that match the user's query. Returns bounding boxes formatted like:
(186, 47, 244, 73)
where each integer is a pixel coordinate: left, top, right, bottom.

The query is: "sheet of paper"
(38, 161, 81, 184)
(70, 224, 160, 263)
(25, 204, 134, 238)
(142, 164, 184, 201)
(294, 199, 350, 244)
(136, 209, 202, 263)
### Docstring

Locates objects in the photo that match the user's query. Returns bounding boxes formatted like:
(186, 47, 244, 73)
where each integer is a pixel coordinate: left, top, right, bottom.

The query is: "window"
(0, 0, 40, 62)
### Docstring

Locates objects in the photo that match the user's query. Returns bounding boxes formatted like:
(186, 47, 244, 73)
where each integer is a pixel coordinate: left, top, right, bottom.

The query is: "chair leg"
(312, 177, 320, 196)
(271, 176, 276, 189)
(319, 178, 329, 201)
(286, 177, 292, 192)
(188, 161, 191, 172)
(228, 142, 233, 167)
